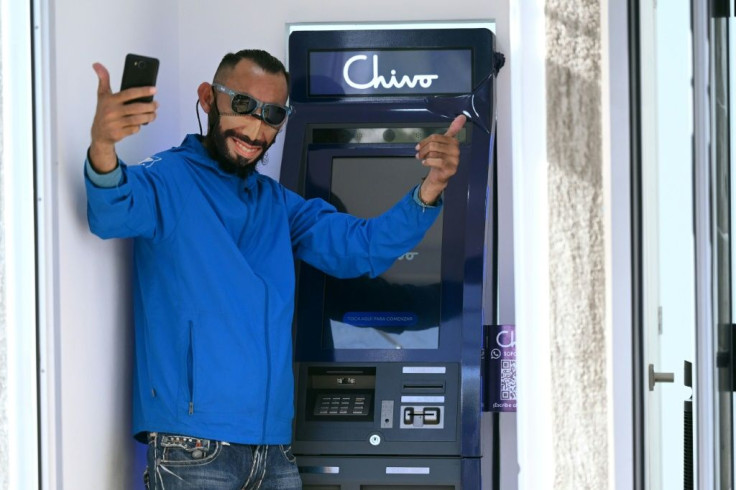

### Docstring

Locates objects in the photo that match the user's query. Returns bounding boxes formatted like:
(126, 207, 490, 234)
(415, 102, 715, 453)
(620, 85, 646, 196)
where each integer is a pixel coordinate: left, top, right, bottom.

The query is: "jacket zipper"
(143, 321, 157, 399)
(261, 288, 271, 439)
(188, 320, 195, 415)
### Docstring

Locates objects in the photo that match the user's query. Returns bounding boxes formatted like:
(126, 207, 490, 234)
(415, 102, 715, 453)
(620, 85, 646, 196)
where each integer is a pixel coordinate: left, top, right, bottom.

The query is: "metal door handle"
(649, 364, 675, 391)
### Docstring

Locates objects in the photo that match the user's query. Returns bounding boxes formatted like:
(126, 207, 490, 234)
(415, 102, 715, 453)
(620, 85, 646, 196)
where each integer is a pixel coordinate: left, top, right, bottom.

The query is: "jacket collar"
(182, 134, 260, 190)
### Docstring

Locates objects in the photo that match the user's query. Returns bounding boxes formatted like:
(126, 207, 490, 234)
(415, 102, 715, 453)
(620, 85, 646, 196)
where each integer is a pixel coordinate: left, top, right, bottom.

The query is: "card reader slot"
(401, 382, 445, 394)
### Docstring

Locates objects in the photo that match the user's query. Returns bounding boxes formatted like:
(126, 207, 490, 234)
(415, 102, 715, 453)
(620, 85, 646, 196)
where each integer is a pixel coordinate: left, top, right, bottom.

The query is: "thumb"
(92, 62, 112, 96)
(444, 114, 467, 138)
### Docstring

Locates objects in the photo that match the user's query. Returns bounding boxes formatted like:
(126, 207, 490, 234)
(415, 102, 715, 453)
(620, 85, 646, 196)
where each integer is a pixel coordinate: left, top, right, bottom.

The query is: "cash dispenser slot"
(306, 367, 375, 421)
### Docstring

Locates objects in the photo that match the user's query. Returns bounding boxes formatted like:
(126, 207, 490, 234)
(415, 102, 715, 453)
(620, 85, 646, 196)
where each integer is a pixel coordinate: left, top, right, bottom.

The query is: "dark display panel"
(323, 157, 443, 350)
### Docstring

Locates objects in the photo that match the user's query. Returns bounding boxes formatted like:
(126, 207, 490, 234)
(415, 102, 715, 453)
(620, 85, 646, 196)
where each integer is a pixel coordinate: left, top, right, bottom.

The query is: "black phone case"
(121, 54, 159, 104)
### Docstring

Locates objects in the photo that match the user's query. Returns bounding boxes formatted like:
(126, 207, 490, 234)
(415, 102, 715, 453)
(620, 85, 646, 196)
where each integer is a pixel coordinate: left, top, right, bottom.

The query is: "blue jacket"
(85, 134, 441, 444)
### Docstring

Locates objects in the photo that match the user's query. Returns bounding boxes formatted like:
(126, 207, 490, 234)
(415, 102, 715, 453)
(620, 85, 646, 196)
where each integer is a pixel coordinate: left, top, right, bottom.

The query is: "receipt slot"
(281, 28, 500, 490)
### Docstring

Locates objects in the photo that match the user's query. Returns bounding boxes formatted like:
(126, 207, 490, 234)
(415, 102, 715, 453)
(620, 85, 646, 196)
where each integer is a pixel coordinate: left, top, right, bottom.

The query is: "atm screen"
(323, 157, 442, 350)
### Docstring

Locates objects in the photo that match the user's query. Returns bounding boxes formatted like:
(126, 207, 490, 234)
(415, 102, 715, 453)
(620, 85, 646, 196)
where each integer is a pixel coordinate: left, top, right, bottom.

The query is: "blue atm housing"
(281, 28, 497, 490)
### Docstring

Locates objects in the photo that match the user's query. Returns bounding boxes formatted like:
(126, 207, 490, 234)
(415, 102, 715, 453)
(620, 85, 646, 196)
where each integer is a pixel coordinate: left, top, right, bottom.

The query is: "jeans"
(144, 433, 302, 490)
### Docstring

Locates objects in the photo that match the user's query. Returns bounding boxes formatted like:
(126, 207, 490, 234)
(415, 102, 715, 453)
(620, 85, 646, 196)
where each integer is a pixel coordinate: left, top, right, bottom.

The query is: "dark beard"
(205, 117, 271, 179)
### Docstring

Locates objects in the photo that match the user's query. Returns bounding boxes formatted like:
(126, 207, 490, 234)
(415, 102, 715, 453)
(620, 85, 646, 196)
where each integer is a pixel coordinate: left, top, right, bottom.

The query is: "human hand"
(88, 62, 158, 173)
(415, 114, 466, 205)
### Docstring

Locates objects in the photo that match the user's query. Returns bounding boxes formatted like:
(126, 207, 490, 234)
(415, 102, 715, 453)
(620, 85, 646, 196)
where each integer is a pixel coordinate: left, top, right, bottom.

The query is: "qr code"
(500, 360, 516, 400)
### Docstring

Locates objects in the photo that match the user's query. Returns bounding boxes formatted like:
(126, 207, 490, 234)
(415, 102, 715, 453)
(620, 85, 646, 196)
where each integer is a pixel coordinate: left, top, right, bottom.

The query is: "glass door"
(641, 2, 736, 487)
(639, 0, 697, 488)
(692, 2, 734, 488)
(710, 8, 733, 490)
(731, 14, 736, 490)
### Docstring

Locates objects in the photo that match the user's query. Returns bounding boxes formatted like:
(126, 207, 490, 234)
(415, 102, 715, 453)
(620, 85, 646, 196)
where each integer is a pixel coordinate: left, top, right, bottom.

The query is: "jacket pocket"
(185, 314, 268, 415)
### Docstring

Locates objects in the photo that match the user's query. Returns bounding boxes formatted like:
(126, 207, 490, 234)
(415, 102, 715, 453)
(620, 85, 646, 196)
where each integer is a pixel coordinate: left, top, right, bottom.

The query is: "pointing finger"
(92, 62, 112, 97)
(444, 114, 467, 138)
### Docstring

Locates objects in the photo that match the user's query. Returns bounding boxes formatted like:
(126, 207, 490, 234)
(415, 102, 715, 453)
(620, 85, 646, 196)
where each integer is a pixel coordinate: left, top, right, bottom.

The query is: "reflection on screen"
(323, 157, 442, 350)
(330, 320, 440, 349)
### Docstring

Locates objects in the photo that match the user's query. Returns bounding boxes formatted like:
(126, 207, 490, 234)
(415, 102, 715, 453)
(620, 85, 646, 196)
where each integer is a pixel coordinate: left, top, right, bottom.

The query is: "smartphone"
(120, 54, 159, 104)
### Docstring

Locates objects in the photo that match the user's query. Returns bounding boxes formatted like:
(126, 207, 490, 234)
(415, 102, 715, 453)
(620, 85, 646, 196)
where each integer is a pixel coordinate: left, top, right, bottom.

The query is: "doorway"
(637, 1, 735, 488)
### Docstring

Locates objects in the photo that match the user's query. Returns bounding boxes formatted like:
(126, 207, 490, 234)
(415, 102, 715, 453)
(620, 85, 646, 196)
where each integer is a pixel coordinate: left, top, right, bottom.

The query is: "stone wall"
(546, 0, 608, 487)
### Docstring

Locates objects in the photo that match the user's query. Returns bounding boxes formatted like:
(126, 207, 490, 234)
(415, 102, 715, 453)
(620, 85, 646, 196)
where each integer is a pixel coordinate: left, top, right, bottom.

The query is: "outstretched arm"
(88, 62, 158, 173)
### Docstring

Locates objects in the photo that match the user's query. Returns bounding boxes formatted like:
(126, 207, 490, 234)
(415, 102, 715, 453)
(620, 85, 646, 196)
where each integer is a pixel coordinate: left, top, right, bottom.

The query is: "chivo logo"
(496, 330, 516, 348)
(398, 252, 419, 261)
(343, 54, 439, 90)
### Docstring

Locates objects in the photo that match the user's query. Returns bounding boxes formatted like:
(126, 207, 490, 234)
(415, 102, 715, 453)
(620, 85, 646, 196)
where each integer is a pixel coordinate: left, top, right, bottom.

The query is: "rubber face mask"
(424, 52, 505, 135)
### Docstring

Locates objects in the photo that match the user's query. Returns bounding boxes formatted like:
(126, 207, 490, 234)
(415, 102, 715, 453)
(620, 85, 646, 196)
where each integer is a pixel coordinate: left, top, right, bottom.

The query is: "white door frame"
(1, 0, 40, 488)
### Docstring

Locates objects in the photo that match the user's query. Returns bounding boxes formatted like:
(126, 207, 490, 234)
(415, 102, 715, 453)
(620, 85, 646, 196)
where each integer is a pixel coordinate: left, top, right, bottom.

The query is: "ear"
(197, 82, 214, 113)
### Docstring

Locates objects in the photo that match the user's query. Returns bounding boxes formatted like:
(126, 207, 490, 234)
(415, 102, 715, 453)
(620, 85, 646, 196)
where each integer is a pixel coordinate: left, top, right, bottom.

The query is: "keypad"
(314, 393, 371, 416)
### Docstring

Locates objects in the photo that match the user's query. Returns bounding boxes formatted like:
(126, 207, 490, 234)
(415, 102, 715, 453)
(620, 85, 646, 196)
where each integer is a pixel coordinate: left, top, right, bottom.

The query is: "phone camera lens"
(137, 61, 146, 69)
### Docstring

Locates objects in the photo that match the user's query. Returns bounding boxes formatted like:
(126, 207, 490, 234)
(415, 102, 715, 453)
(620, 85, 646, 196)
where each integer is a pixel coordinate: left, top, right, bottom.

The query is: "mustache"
(221, 129, 268, 151)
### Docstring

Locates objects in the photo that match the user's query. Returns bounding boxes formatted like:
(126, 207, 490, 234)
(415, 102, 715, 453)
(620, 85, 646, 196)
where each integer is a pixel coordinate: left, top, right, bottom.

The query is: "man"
(85, 49, 464, 489)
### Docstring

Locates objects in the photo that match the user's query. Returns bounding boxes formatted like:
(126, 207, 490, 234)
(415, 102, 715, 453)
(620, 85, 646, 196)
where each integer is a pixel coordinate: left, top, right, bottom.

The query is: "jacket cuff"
(85, 156, 123, 188)
(412, 184, 442, 209)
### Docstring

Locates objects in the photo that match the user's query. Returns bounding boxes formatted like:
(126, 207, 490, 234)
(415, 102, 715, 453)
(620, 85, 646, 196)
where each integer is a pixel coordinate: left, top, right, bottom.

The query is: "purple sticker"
(486, 324, 516, 412)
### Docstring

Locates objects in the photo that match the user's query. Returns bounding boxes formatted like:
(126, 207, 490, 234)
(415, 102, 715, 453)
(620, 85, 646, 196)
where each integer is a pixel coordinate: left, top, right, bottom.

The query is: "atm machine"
(281, 28, 501, 490)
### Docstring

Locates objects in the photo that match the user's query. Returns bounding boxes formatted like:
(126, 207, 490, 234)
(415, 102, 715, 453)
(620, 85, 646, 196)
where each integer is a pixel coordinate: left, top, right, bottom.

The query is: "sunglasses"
(212, 83, 293, 128)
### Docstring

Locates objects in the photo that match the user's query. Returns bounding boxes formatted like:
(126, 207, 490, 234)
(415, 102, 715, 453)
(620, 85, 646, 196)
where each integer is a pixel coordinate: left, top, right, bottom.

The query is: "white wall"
(45, 1, 514, 489)
(49, 1, 179, 488)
